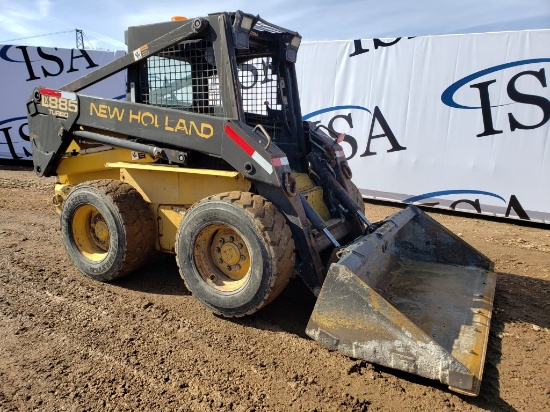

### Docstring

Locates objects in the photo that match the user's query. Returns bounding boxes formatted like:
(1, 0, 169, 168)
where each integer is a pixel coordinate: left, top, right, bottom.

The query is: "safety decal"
(224, 125, 273, 174)
(272, 157, 289, 166)
(131, 151, 146, 160)
(133, 45, 150, 61)
(39, 88, 76, 101)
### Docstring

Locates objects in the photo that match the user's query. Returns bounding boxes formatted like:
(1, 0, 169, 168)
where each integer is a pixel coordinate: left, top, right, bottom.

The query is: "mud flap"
(306, 206, 496, 396)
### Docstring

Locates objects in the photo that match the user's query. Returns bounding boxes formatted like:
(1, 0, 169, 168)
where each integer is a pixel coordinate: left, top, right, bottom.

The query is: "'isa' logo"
(441, 59, 550, 137)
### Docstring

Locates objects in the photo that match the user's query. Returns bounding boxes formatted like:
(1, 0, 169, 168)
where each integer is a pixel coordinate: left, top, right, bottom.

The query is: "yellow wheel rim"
(71, 204, 110, 262)
(193, 224, 251, 292)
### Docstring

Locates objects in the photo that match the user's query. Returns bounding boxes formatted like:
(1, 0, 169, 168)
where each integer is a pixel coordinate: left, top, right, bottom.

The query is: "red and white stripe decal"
(225, 125, 273, 174)
(272, 157, 289, 167)
(335, 133, 346, 158)
(39, 88, 76, 100)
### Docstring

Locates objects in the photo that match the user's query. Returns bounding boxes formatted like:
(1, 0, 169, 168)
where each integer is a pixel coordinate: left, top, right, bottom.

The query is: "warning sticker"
(133, 45, 150, 61)
(131, 151, 145, 160)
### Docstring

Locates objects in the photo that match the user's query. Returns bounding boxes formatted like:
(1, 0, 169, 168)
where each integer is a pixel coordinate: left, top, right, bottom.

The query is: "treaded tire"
(60, 180, 155, 281)
(176, 191, 295, 317)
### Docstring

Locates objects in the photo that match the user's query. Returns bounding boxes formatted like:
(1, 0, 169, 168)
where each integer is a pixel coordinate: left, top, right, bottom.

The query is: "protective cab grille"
(140, 39, 289, 141)
(237, 56, 288, 141)
(140, 40, 223, 116)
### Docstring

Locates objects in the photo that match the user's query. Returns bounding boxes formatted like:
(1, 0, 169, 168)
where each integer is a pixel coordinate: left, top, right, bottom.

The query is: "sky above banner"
(0, 0, 549, 50)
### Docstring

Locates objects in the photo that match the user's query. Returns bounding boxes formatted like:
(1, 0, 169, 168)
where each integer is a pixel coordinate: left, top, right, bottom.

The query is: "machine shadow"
(236, 278, 318, 339)
(113, 252, 191, 296)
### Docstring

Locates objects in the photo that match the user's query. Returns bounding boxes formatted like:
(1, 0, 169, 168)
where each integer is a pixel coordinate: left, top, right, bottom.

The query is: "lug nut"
(240, 255, 246, 261)
(218, 238, 225, 244)
(226, 266, 232, 271)
(237, 243, 243, 249)
(235, 264, 241, 270)
(215, 247, 221, 253)
(218, 258, 223, 264)
(229, 236, 235, 242)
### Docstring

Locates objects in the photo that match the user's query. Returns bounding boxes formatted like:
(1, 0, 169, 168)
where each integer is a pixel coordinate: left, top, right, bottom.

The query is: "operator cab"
(127, 11, 307, 171)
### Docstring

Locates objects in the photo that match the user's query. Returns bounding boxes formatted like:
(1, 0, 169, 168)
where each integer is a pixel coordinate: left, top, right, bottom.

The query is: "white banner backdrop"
(296, 30, 550, 223)
(2, 31, 549, 223)
(0, 45, 125, 161)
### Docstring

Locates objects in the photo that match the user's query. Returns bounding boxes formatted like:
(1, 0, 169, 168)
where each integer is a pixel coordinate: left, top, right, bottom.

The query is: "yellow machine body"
(53, 143, 327, 254)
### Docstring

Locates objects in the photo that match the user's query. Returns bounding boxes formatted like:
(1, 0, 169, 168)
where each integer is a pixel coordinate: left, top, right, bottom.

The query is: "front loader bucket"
(306, 206, 496, 396)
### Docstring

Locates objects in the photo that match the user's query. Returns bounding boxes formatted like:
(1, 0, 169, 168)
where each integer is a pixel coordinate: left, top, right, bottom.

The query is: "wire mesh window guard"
(140, 40, 288, 140)
(140, 40, 223, 116)
(238, 56, 287, 141)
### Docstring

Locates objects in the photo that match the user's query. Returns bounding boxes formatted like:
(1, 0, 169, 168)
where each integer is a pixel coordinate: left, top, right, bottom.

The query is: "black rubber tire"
(60, 180, 155, 281)
(176, 191, 295, 317)
(349, 181, 366, 214)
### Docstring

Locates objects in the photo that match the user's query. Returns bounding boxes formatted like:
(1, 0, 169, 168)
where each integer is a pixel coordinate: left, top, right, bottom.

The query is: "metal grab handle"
(253, 124, 272, 150)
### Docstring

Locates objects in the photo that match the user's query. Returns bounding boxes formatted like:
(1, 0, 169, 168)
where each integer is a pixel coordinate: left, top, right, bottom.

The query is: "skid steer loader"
(26, 11, 496, 395)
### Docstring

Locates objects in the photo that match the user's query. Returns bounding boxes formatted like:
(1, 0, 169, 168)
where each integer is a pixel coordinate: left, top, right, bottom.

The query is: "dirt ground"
(0, 165, 548, 412)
